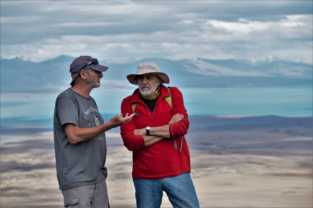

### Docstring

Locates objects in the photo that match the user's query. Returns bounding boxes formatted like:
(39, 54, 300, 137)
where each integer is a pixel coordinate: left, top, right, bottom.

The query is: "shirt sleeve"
(169, 87, 190, 137)
(120, 98, 145, 151)
(56, 94, 79, 127)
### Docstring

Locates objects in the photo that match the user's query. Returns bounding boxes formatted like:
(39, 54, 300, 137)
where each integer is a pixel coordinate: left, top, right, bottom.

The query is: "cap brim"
(127, 72, 170, 85)
(90, 64, 108, 72)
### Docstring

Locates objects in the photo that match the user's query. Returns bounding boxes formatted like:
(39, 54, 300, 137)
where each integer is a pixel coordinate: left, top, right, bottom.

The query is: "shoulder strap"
(165, 87, 173, 109)
(131, 103, 137, 113)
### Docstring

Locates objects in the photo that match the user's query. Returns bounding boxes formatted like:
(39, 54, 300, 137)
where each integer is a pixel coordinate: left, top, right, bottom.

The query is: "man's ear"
(79, 69, 88, 79)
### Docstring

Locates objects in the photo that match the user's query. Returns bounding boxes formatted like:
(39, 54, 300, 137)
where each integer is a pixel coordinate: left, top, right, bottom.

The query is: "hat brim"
(127, 72, 170, 85)
(89, 64, 108, 72)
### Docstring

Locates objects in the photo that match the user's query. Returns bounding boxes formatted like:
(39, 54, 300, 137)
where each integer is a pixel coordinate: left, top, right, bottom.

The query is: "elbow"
(175, 128, 188, 137)
(181, 121, 190, 135)
(121, 134, 135, 151)
(123, 139, 141, 151)
(170, 120, 189, 137)
(64, 124, 81, 144)
(124, 143, 136, 151)
(180, 119, 190, 135)
(66, 129, 81, 144)
(122, 138, 134, 151)
(67, 135, 80, 144)
(121, 134, 144, 151)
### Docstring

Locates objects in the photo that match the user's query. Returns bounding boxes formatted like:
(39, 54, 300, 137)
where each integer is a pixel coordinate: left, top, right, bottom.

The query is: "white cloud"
(39, 1, 170, 18)
(207, 19, 269, 34)
(186, 59, 268, 77)
(206, 15, 312, 36)
(1, 1, 312, 65)
(56, 22, 118, 28)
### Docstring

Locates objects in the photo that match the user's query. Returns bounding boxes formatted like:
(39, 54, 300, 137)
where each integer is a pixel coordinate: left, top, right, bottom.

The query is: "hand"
(111, 113, 135, 126)
(134, 128, 145, 136)
(169, 113, 184, 124)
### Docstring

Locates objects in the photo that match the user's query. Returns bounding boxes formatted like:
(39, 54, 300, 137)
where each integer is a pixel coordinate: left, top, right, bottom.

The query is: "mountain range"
(0, 55, 312, 92)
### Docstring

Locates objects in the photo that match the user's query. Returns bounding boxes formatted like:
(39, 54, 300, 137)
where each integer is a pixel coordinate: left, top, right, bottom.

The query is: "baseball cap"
(70, 55, 108, 85)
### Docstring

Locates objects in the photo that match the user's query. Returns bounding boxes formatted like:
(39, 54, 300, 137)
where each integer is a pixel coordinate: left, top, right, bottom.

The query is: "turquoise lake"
(1, 86, 312, 124)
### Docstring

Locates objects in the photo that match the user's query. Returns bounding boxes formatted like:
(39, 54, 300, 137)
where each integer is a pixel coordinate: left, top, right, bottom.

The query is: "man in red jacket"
(120, 63, 200, 208)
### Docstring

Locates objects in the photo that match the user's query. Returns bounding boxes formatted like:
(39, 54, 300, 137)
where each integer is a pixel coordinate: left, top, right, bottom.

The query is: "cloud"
(207, 19, 269, 34)
(1, 0, 312, 64)
(206, 15, 311, 36)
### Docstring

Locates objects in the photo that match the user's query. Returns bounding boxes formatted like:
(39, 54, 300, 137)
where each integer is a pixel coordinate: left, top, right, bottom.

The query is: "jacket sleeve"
(169, 87, 190, 137)
(120, 98, 145, 151)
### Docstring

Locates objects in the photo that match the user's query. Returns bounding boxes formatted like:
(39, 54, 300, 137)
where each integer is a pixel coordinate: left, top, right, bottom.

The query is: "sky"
(0, 0, 312, 64)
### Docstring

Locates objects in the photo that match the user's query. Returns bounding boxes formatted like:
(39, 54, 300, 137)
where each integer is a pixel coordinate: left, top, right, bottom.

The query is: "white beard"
(139, 85, 158, 96)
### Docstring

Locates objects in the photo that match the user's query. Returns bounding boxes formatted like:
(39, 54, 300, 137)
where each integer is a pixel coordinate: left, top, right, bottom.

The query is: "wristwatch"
(145, 126, 151, 136)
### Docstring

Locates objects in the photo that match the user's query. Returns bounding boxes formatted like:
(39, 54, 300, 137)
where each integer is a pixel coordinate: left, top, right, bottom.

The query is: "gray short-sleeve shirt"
(53, 88, 107, 190)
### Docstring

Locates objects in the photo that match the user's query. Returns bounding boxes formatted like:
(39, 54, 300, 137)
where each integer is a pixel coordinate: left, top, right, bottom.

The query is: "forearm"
(148, 113, 187, 138)
(149, 125, 171, 138)
(65, 121, 117, 144)
(130, 128, 163, 147)
(143, 135, 163, 146)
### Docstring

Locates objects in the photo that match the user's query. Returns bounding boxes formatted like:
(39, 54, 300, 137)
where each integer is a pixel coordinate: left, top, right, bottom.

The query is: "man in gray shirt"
(53, 55, 134, 208)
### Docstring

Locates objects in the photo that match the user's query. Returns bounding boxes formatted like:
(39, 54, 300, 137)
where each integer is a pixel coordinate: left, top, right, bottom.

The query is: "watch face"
(146, 127, 150, 135)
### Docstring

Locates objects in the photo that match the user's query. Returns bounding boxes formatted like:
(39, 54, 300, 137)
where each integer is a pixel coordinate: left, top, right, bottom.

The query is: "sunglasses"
(92, 70, 103, 78)
(81, 58, 99, 71)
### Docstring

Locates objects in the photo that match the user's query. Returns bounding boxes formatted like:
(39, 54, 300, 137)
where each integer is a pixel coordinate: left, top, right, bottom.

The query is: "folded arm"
(120, 87, 189, 150)
(134, 113, 184, 139)
(135, 88, 189, 139)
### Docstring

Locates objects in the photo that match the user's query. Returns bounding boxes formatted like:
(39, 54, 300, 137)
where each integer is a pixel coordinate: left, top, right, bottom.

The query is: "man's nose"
(142, 77, 149, 83)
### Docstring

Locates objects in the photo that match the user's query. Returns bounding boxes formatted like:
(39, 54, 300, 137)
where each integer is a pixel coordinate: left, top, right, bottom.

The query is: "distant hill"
(0, 55, 312, 92)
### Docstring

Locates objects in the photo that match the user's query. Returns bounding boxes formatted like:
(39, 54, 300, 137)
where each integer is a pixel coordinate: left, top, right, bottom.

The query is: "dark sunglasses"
(92, 70, 103, 78)
(81, 58, 99, 70)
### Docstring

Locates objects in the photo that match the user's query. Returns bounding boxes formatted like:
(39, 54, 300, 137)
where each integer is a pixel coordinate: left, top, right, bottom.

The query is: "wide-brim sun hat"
(127, 63, 170, 85)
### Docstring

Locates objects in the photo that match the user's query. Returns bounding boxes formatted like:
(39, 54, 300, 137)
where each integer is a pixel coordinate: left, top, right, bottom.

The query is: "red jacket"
(120, 85, 191, 179)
